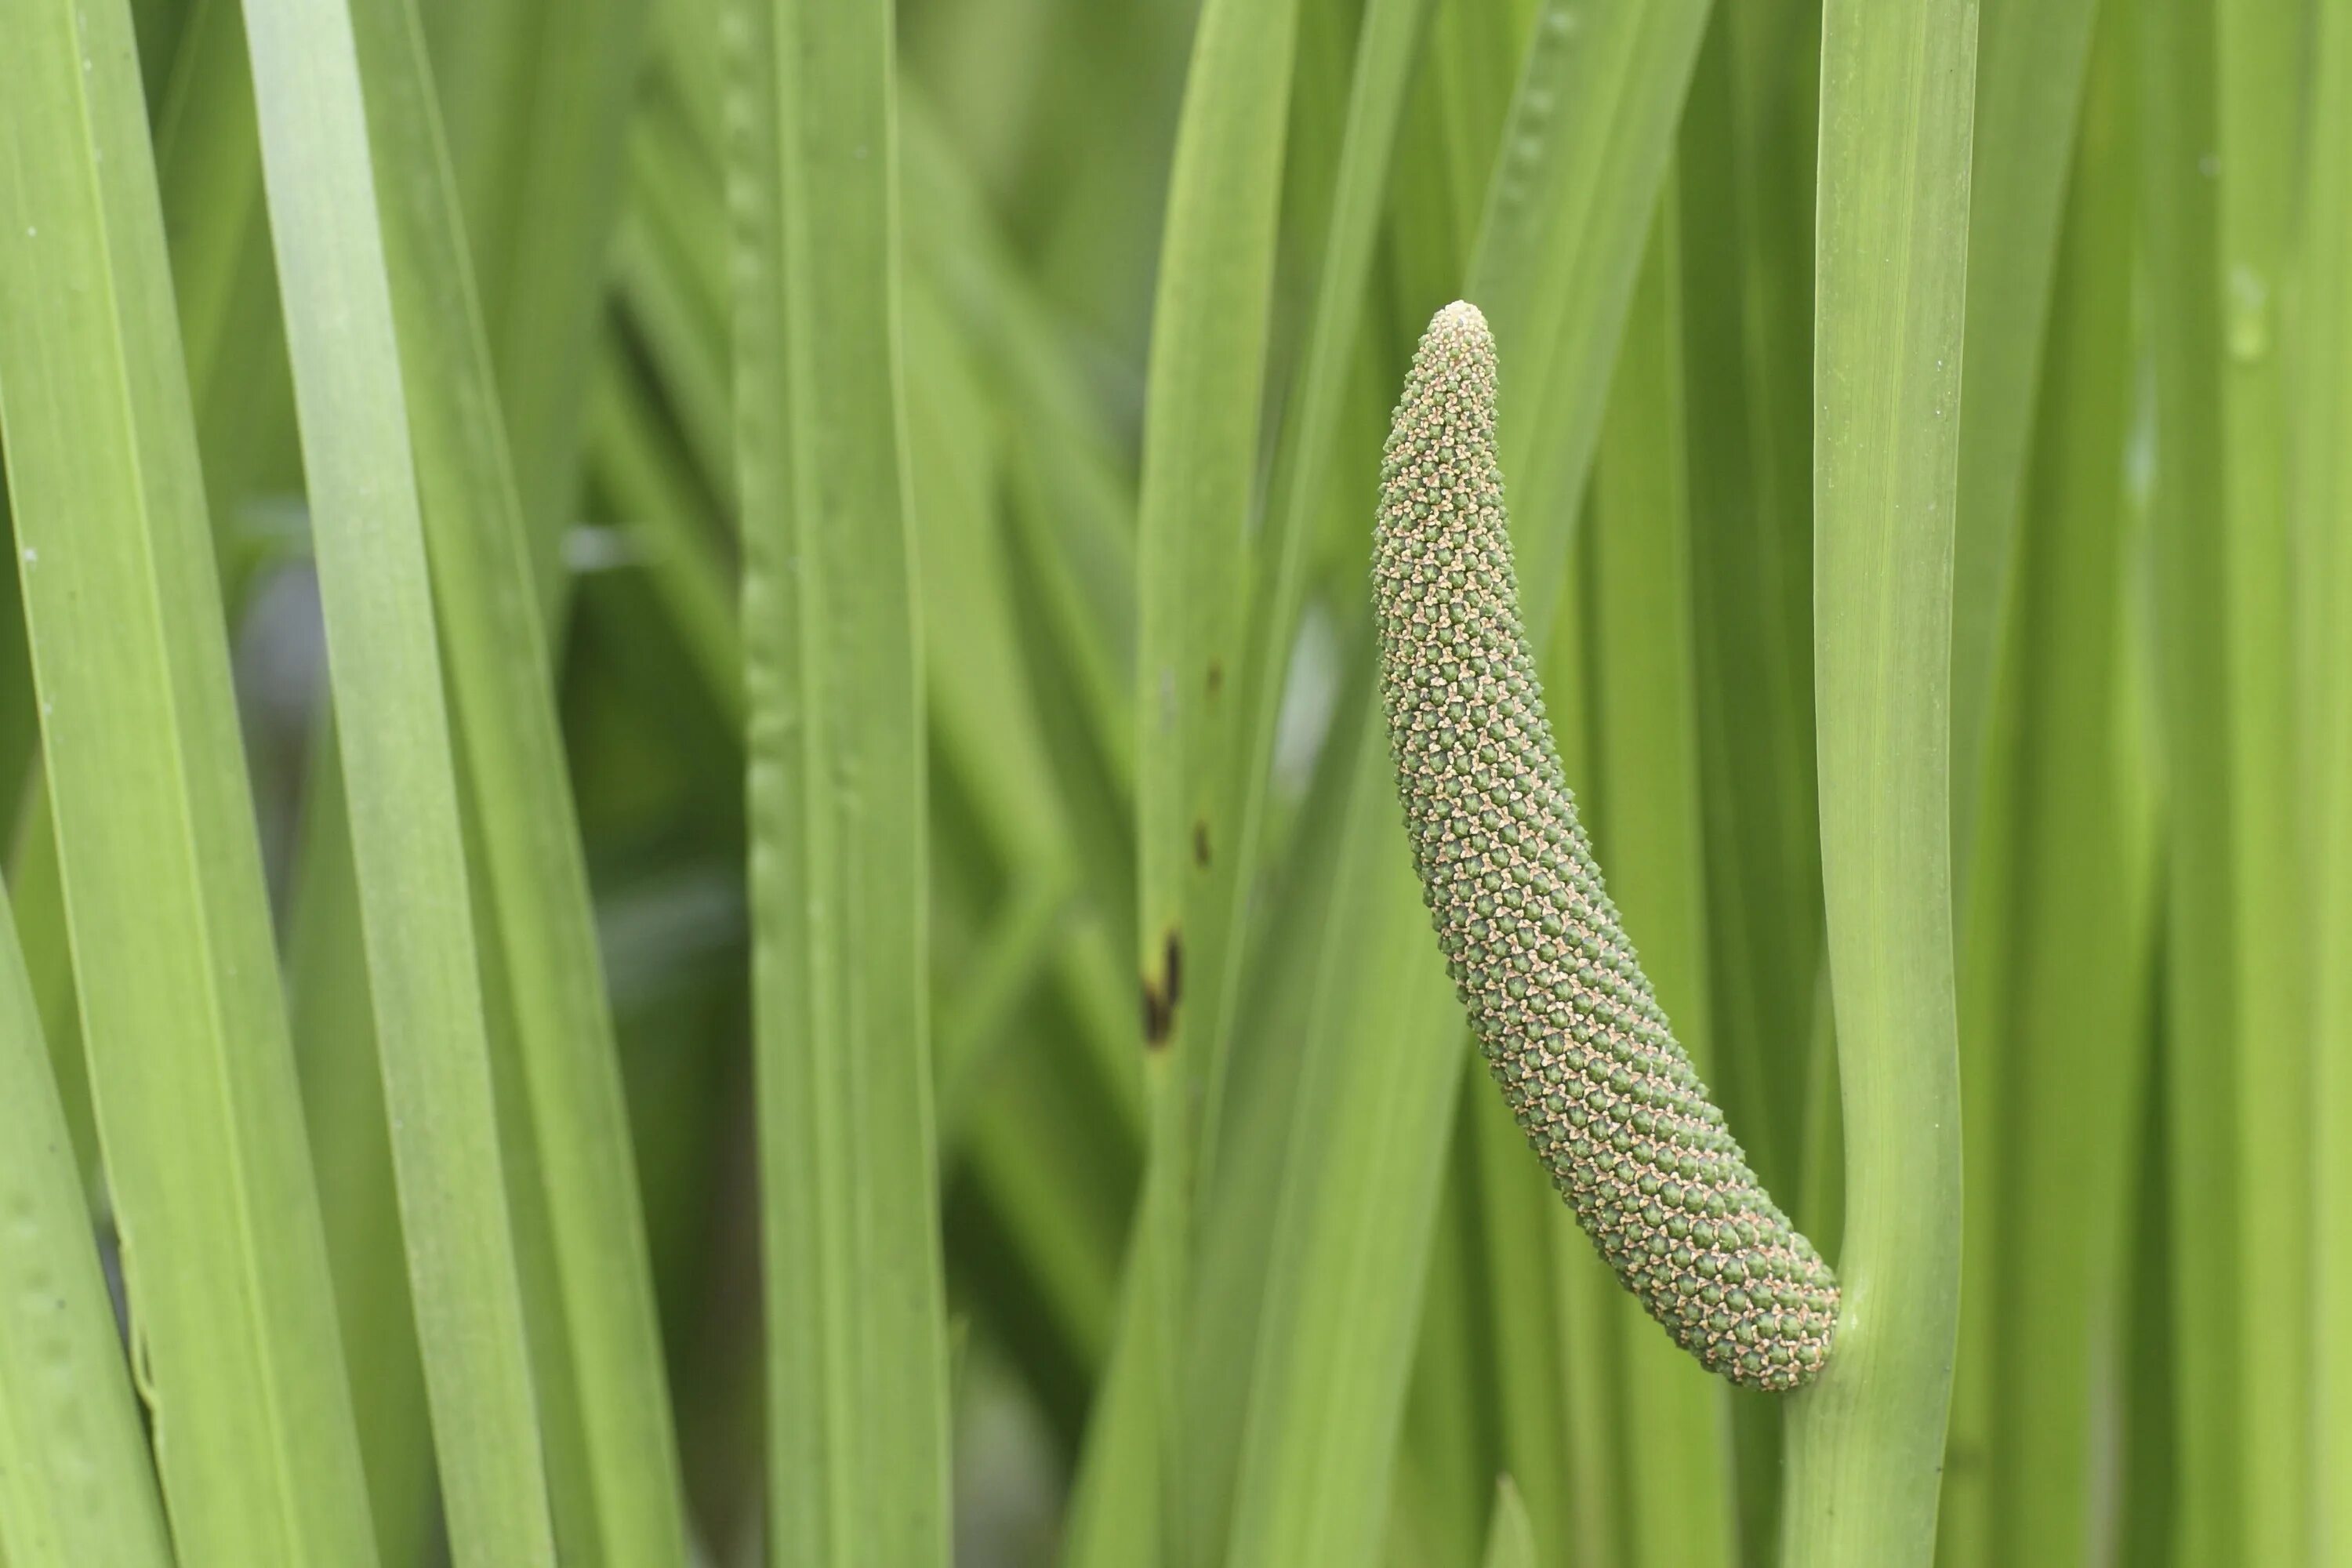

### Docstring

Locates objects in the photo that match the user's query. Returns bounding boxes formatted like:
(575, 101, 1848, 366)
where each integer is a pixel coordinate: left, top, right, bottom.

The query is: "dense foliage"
(1, 0, 2347, 1565)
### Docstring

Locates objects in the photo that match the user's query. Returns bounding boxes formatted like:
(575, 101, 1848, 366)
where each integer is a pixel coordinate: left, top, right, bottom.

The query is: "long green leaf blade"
(728, 0, 951, 1562)
(1944, 13, 2165, 1556)
(2140, 0, 2241, 1554)
(1133, 0, 1301, 1090)
(1940, 0, 2111, 1552)
(1944, 0, 2103, 880)
(1206, 0, 1432, 1181)
(344, 0, 695, 1562)
(1170, 0, 1437, 1552)
(1679, 25, 1829, 1358)
(282, 735, 439, 1568)
(1465, 0, 1711, 619)
(237, 0, 560, 1559)
(1965, 19, 2155, 1554)
(1587, 190, 1737, 1568)
(1218, 704, 1465, 1568)
(0, 884, 174, 1568)
(1676, 1, 1824, 1220)
(1783, 1, 1976, 1561)
(1073, 0, 1302, 1560)
(3, 788, 98, 1189)
(2214, 2, 2313, 1556)
(457, 0, 648, 572)
(152, 0, 299, 579)
(2303, 0, 2352, 1558)
(0, 2, 380, 1559)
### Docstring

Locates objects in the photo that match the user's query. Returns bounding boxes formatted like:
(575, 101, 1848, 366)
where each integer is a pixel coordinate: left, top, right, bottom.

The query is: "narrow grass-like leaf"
(426, 0, 535, 234)
(903, 280, 1102, 1034)
(1675, 0, 1821, 1221)
(1586, 193, 1736, 1568)
(2115, 1047, 2180, 1565)
(282, 735, 438, 1568)
(1120, 53, 1305, 1566)
(1551, 1210, 1633, 1565)
(1951, 14, 2158, 1555)
(906, 98, 1142, 912)
(1782, 1, 1976, 1561)
(1265, 0, 1357, 347)
(728, 1, 951, 1565)
(347, 1, 694, 1561)
(0, 3, 380, 1560)
(616, 0, 732, 503)
(3, 789, 96, 1187)
(1217, 709, 1466, 1568)
(613, 191, 735, 511)
(237, 0, 559, 1558)
(904, 280, 1149, 1380)
(2139, 0, 2243, 1555)
(152, 0, 300, 585)
(1077, 0, 1303, 1559)
(1390, 1149, 1499, 1568)
(1678, 40, 1831, 1445)
(1465, 1074, 1588, 1566)
(1163, 0, 1438, 1550)
(1944, 0, 2103, 881)
(1428, 0, 1523, 253)
(2303, 0, 2352, 1555)
(456, 0, 647, 570)
(1179, 652, 1382, 1552)
(1797, 955, 1847, 1261)
(1463, 0, 1710, 622)
(1205, 0, 1433, 1185)
(2214, 4, 2314, 1557)
(600, 66, 1135, 1457)
(1380, 5, 1476, 329)
(0, 884, 173, 1568)
(1132, 0, 1301, 1096)
(617, 30, 1145, 1189)
(1940, 0, 2109, 1549)
(1057, 1265, 1163, 1568)
(903, 278, 1138, 1135)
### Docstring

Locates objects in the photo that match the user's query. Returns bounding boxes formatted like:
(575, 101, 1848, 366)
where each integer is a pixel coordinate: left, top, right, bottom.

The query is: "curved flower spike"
(1373, 300, 1838, 1392)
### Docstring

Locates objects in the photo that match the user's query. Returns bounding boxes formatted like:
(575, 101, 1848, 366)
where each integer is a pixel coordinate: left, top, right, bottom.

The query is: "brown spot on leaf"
(1206, 659, 1224, 698)
(1141, 929, 1183, 1049)
(1192, 819, 1211, 867)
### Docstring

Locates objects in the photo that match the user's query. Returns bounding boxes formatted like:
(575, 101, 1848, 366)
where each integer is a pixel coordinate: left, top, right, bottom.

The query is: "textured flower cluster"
(1372, 301, 1838, 1392)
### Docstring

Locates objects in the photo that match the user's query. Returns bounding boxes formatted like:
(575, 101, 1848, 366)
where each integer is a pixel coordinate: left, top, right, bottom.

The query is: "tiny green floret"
(1372, 300, 1838, 1391)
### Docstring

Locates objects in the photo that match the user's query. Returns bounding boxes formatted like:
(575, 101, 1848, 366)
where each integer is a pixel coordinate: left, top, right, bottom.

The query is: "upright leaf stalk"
(1784, 2, 1976, 1563)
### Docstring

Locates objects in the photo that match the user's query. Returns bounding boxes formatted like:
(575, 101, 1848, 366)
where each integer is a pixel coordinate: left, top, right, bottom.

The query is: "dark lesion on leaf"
(1206, 659, 1224, 698)
(1141, 928, 1183, 1048)
(1192, 818, 1211, 867)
